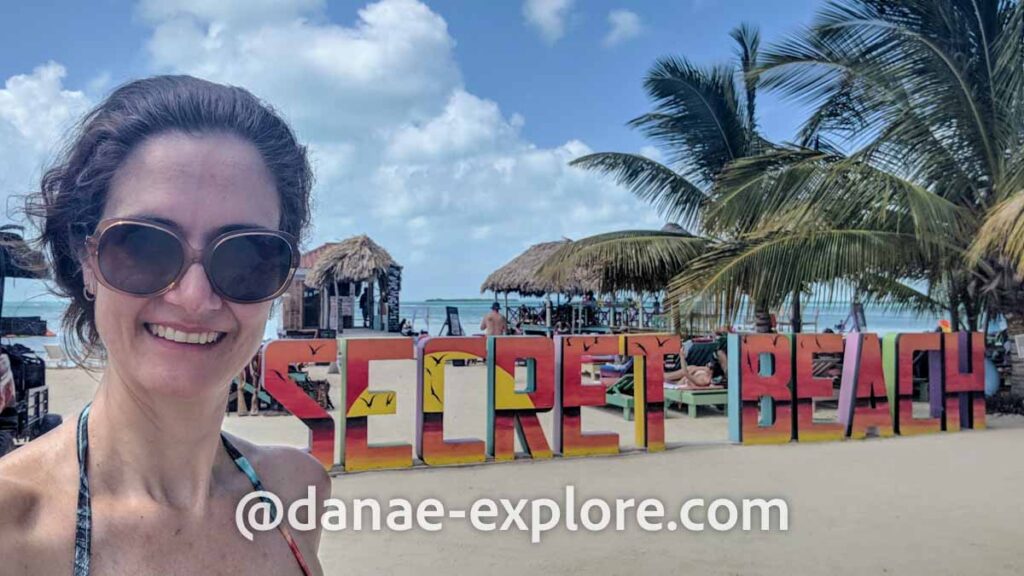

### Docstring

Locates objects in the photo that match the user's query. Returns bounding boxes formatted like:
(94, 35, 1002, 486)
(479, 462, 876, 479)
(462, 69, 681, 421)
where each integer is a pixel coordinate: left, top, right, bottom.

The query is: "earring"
(83, 285, 95, 302)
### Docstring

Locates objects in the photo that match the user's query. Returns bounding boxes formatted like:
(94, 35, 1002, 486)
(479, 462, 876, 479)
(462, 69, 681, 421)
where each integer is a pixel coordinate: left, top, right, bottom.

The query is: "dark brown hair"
(24, 75, 313, 365)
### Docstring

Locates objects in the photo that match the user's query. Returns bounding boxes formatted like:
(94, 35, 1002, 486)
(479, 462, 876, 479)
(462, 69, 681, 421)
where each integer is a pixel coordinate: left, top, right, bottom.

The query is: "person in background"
(480, 302, 508, 336)
(399, 318, 414, 336)
(358, 287, 369, 328)
(582, 290, 598, 326)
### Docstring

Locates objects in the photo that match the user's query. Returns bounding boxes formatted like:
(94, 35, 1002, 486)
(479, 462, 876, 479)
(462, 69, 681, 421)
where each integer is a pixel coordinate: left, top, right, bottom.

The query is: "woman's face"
(86, 131, 281, 399)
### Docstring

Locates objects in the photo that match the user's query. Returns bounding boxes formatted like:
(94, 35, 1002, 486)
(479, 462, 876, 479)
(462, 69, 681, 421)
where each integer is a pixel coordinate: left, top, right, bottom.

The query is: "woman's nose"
(162, 262, 223, 314)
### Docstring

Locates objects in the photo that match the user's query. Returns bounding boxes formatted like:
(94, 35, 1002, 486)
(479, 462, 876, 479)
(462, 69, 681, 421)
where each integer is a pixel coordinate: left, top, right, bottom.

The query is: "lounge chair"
(44, 344, 73, 369)
(605, 374, 636, 420)
(663, 383, 727, 418)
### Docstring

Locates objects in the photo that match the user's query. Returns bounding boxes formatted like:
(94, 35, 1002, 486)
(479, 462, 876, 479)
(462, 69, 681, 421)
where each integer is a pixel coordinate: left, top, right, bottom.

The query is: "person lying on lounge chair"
(664, 358, 713, 387)
(665, 331, 729, 387)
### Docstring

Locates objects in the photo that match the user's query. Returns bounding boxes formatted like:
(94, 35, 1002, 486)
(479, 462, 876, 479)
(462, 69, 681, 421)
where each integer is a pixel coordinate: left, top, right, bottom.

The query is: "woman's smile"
(144, 319, 228, 342)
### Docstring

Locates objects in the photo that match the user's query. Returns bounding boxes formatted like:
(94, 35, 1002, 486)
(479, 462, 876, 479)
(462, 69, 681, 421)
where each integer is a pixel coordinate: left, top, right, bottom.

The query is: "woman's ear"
(79, 255, 98, 294)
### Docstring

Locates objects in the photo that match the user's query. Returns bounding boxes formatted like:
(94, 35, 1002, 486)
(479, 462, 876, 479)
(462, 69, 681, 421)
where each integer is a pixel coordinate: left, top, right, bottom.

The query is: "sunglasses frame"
(84, 217, 300, 304)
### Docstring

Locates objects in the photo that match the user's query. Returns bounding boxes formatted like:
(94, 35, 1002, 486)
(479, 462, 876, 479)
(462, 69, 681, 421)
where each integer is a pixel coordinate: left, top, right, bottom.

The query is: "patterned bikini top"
(73, 403, 313, 575)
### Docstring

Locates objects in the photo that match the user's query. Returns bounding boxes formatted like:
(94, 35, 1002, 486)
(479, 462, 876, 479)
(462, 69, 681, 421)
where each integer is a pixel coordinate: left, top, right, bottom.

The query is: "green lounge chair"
(663, 386, 727, 418)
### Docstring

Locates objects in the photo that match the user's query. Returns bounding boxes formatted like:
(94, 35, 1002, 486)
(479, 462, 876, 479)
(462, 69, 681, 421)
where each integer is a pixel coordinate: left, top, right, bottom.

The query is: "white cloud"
(0, 62, 89, 149)
(0, 62, 90, 219)
(387, 90, 522, 162)
(639, 145, 663, 164)
(85, 71, 114, 97)
(603, 9, 642, 47)
(4, 0, 662, 298)
(143, 0, 460, 138)
(522, 0, 574, 44)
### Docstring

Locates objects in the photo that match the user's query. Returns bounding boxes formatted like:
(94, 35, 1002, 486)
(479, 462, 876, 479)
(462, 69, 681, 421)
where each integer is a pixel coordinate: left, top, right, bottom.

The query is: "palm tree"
(547, 24, 919, 333)
(546, 25, 794, 331)
(713, 0, 1024, 390)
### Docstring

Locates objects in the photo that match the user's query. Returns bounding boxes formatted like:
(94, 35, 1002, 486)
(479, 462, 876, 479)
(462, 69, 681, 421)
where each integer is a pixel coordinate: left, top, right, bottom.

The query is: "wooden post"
(368, 277, 378, 330)
(334, 277, 342, 333)
(320, 287, 327, 330)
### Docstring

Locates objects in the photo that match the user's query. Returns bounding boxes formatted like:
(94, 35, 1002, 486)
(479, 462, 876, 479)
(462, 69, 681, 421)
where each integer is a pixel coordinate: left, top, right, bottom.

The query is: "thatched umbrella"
(304, 235, 399, 330)
(481, 239, 602, 328)
(305, 235, 397, 288)
(480, 240, 601, 297)
(537, 224, 703, 295)
(531, 223, 708, 330)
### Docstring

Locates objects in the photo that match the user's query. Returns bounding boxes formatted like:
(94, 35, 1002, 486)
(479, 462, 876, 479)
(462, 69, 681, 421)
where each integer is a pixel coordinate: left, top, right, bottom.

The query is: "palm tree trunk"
(948, 290, 961, 333)
(790, 288, 802, 334)
(1006, 309, 1024, 395)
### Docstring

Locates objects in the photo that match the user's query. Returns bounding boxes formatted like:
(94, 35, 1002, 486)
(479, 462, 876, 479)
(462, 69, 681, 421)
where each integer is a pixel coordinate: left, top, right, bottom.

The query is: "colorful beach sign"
(260, 331, 990, 473)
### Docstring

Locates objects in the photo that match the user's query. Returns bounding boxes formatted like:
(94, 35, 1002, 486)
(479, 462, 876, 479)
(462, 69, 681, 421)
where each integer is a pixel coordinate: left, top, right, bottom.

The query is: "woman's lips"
(145, 322, 225, 345)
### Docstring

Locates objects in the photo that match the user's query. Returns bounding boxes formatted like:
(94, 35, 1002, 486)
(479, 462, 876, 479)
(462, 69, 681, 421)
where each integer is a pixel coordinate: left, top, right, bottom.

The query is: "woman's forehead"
(103, 132, 280, 236)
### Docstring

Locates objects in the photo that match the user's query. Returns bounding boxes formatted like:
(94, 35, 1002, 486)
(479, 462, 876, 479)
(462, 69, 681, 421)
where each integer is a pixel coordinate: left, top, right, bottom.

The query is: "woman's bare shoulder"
(0, 418, 76, 493)
(222, 433, 331, 500)
(0, 422, 77, 571)
(221, 433, 330, 573)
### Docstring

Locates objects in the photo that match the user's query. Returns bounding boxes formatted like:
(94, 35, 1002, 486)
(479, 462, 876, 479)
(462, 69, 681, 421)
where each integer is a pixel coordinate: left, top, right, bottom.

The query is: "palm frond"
(669, 228, 933, 312)
(629, 56, 749, 184)
(569, 152, 708, 226)
(970, 193, 1024, 270)
(731, 22, 762, 134)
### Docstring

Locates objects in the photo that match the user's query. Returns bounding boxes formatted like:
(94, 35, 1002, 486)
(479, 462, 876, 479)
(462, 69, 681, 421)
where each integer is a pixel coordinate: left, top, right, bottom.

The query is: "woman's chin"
(135, 330, 240, 398)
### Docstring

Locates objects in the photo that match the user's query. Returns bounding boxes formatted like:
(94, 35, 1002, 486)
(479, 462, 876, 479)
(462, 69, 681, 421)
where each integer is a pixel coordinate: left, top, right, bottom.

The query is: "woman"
(0, 76, 329, 575)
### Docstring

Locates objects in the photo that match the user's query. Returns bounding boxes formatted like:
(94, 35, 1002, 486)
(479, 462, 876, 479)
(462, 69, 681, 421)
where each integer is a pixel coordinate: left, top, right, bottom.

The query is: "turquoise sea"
(1, 297, 994, 365)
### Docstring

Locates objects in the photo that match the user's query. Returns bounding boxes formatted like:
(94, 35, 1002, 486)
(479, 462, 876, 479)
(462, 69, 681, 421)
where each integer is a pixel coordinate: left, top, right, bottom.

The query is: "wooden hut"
(279, 242, 338, 336)
(295, 235, 401, 333)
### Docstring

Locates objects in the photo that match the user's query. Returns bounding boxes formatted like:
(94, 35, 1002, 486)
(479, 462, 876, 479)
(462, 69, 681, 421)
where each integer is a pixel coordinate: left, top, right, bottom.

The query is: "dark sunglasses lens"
(208, 234, 294, 302)
(97, 224, 184, 295)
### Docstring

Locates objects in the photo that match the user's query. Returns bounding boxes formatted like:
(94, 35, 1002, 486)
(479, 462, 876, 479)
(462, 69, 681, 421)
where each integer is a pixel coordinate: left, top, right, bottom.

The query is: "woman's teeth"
(145, 323, 224, 345)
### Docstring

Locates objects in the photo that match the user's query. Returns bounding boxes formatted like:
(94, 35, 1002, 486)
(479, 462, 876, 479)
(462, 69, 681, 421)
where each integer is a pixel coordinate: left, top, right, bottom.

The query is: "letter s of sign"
(261, 339, 338, 469)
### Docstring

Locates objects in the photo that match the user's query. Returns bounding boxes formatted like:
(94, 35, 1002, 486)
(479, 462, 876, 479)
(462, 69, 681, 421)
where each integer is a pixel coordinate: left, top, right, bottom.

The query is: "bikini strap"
(72, 405, 312, 576)
(73, 403, 92, 576)
(220, 434, 315, 576)
(219, 435, 272, 502)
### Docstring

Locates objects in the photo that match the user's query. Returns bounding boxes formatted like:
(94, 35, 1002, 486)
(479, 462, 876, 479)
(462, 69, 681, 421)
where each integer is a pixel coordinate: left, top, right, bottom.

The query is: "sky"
(0, 0, 821, 301)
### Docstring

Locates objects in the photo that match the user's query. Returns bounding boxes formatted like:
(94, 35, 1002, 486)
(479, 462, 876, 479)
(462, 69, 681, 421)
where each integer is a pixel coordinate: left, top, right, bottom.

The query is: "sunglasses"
(85, 217, 299, 304)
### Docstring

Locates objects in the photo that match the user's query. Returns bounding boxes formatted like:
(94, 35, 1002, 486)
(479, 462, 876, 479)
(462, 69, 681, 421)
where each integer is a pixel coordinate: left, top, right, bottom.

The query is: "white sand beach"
(44, 361, 1024, 576)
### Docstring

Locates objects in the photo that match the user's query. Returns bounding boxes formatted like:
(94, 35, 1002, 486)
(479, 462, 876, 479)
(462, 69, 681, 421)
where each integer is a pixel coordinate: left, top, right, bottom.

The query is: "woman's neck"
(86, 364, 233, 510)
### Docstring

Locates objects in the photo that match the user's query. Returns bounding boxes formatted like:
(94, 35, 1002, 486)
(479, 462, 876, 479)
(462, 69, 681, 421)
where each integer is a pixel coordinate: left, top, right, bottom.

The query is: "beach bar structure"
(481, 239, 602, 328)
(280, 235, 401, 335)
(0, 228, 50, 336)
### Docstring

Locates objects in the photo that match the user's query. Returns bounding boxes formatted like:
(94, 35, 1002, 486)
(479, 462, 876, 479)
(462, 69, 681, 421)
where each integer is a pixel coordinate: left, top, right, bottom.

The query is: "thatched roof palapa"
(534, 223, 704, 295)
(480, 239, 601, 297)
(304, 234, 399, 288)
